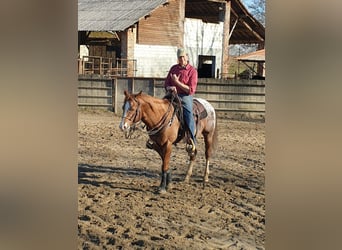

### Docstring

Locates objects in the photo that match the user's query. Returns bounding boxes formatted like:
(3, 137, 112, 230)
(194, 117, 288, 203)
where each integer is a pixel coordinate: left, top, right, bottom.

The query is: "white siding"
(79, 45, 89, 58)
(184, 18, 223, 75)
(134, 19, 224, 78)
(134, 45, 178, 77)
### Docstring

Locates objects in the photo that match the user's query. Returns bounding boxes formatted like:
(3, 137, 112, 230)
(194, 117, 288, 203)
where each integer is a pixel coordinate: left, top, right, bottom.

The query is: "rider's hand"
(171, 74, 179, 83)
(167, 86, 177, 93)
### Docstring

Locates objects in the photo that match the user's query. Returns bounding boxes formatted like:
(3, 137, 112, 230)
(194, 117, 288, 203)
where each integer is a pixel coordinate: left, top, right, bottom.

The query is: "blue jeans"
(178, 94, 196, 144)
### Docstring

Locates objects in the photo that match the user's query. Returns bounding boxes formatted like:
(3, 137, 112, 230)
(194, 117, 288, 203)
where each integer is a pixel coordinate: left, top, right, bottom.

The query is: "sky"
(241, 0, 253, 12)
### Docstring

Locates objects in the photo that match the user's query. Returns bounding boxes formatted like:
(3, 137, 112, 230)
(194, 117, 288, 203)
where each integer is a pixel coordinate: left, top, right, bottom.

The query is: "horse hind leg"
(184, 149, 197, 182)
(203, 132, 214, 183)
(204, 159, 210, 183)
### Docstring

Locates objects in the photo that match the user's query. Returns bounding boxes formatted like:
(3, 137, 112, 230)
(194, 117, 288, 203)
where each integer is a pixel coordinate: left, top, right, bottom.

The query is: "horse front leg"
(159, 171, 168, 194)
(158, 141, 172, 194)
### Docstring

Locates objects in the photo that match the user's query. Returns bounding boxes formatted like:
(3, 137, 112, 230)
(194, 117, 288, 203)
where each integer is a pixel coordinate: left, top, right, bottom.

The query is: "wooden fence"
(78, 56, 137, 77)
(78, 76, 265, 121)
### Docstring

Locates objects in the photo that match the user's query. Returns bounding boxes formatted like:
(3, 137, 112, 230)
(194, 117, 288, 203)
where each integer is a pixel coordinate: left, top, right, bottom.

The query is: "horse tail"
(212, 112, 219, 155)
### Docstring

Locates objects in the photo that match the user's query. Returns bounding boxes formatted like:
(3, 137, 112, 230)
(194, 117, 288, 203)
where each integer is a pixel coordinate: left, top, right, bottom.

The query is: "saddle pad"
(193, 98, 208, 120)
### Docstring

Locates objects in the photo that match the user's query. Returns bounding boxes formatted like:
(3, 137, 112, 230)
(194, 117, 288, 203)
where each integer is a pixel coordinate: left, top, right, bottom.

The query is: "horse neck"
(139, 95, 172, 128)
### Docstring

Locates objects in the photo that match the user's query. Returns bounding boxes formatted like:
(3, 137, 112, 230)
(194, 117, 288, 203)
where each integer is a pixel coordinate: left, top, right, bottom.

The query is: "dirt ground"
(78, 109, 265, 250)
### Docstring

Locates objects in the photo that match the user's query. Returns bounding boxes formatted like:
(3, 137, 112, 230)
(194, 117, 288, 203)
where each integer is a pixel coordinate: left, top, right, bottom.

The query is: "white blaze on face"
(119, 101, 131, 130)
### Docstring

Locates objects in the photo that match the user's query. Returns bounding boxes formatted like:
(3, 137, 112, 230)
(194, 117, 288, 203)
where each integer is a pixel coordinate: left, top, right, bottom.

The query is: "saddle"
(164, 92, 208, 144)
(193, 99, 208, 123)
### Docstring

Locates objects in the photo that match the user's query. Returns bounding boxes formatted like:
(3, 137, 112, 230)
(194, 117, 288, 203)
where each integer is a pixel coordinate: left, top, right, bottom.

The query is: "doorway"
(198, 55, 216, 78)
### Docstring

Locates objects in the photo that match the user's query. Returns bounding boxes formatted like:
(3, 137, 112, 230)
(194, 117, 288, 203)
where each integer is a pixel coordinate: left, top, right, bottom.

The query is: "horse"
(119, 90, 218, 193)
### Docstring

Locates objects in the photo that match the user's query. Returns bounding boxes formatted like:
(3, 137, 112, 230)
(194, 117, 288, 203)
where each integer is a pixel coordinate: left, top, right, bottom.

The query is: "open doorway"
(198, 55, 216, 78)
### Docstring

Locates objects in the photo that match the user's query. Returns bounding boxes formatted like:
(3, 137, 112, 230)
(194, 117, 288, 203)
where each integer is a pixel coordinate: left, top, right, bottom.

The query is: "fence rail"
(78, 76, 265, 121)
(78, 56, 137, 77)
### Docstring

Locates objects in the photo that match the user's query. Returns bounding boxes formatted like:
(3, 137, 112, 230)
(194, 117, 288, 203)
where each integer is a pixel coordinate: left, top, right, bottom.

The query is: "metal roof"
(236, 49, 265, 62)
(78, 0, 168, 31)
(78, 0, 264, 45)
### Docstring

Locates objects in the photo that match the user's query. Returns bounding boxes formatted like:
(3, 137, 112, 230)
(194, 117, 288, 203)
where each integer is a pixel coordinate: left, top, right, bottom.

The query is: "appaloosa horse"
(119, 90, 218, 193)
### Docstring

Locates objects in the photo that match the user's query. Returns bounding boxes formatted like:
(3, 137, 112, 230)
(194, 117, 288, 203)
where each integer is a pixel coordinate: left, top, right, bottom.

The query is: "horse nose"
(119, 121, 129, 131)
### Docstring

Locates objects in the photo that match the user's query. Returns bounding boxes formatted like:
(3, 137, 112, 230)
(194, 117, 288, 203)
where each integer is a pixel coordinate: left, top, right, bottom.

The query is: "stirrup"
(146, 139, 154, 149)
(186, 138, 196, 153)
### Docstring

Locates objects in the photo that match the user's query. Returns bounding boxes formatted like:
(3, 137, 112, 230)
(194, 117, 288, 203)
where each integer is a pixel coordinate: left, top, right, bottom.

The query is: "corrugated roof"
(78, 0, 264, 45)
(78, 0, 168, 31)
(236, 49, 265, 62)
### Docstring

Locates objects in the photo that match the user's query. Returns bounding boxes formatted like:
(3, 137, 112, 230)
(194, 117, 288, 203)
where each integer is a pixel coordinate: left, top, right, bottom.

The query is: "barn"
(78, 0, 265, 79)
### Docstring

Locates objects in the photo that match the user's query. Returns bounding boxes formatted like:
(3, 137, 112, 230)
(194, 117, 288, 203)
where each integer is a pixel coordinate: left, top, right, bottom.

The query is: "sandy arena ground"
(78, 109, 265, 249)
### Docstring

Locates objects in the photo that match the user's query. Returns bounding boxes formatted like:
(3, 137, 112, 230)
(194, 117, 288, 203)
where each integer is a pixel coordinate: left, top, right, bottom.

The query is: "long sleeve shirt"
(164, 63, 198, 95)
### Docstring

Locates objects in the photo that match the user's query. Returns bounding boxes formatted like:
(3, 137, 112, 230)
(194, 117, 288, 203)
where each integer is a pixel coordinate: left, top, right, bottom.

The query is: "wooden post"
(179, 0, 185, 47)
(113, 78, 117, 113)
(122, 26, 137, 77)
(78, 58, 83, 75)
(100, 57, 103, 75)
(257, 43, 265, 77)
(221, 1, 231, 79)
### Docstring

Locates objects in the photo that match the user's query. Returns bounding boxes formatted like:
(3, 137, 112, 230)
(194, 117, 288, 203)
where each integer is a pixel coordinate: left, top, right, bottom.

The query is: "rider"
(164, 48, 198, 153)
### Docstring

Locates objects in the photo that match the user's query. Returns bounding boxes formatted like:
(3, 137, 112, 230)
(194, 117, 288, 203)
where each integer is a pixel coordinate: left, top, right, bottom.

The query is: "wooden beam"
(221, 1, 231, 78)
(208, 0, 226, 3)
(230, 6, 264, 42)
(187, 0, 224, 3)
(228, 17, 239, 40)
(239, 18, 265, 42)
(179, 0, 185, 47)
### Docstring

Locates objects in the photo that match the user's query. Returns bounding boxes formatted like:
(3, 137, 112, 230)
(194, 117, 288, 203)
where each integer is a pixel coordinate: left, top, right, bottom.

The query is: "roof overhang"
(185, 0, 265, 44)
(78, 0, 265, 45)
(236, 49, 265, 62)
(78, 0, 168, 31)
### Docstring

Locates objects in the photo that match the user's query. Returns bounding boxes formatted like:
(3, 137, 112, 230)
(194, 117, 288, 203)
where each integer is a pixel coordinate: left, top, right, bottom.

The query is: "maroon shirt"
(164, 63, 198, 95)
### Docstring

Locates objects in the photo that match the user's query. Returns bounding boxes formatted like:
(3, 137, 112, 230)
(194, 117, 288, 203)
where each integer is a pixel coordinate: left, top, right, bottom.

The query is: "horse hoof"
(158, 188, 167, 194)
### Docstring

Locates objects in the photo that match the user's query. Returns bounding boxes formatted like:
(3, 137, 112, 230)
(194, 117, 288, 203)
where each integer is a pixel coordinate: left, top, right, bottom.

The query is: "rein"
(146, 94, 177, 136)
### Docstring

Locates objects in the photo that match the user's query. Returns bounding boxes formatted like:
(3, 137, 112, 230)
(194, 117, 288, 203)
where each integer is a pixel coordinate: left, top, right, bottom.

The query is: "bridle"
(122, 97, 141, 125)
(122, 93, 178, 137)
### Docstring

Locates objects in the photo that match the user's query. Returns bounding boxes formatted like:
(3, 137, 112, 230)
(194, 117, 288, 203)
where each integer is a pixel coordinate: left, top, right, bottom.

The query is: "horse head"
(119, 90, 143, 133)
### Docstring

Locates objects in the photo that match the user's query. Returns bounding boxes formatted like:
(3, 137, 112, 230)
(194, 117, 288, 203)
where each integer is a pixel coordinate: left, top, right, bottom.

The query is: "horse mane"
(134, 91, 170, 108)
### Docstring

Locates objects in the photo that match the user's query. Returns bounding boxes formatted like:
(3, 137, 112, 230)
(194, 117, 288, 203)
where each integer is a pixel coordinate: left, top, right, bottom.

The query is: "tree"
(247, 0, 265, 26)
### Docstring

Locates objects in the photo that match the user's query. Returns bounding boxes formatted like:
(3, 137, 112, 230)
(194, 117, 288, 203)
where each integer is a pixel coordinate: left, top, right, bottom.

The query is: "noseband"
(122, 97, 141, 125)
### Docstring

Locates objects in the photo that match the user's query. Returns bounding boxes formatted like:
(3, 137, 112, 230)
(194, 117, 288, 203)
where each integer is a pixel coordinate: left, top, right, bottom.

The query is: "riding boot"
(186, 137, 196, 154)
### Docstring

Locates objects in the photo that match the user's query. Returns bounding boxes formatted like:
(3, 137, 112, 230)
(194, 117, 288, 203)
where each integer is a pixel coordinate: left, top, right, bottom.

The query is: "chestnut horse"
(119, 90, 218, 193)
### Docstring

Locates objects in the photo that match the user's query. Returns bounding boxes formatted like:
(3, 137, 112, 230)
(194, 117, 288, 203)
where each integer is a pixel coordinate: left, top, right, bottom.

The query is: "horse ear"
(124, 90, 129, 97)
(137, 91, 142, 96)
